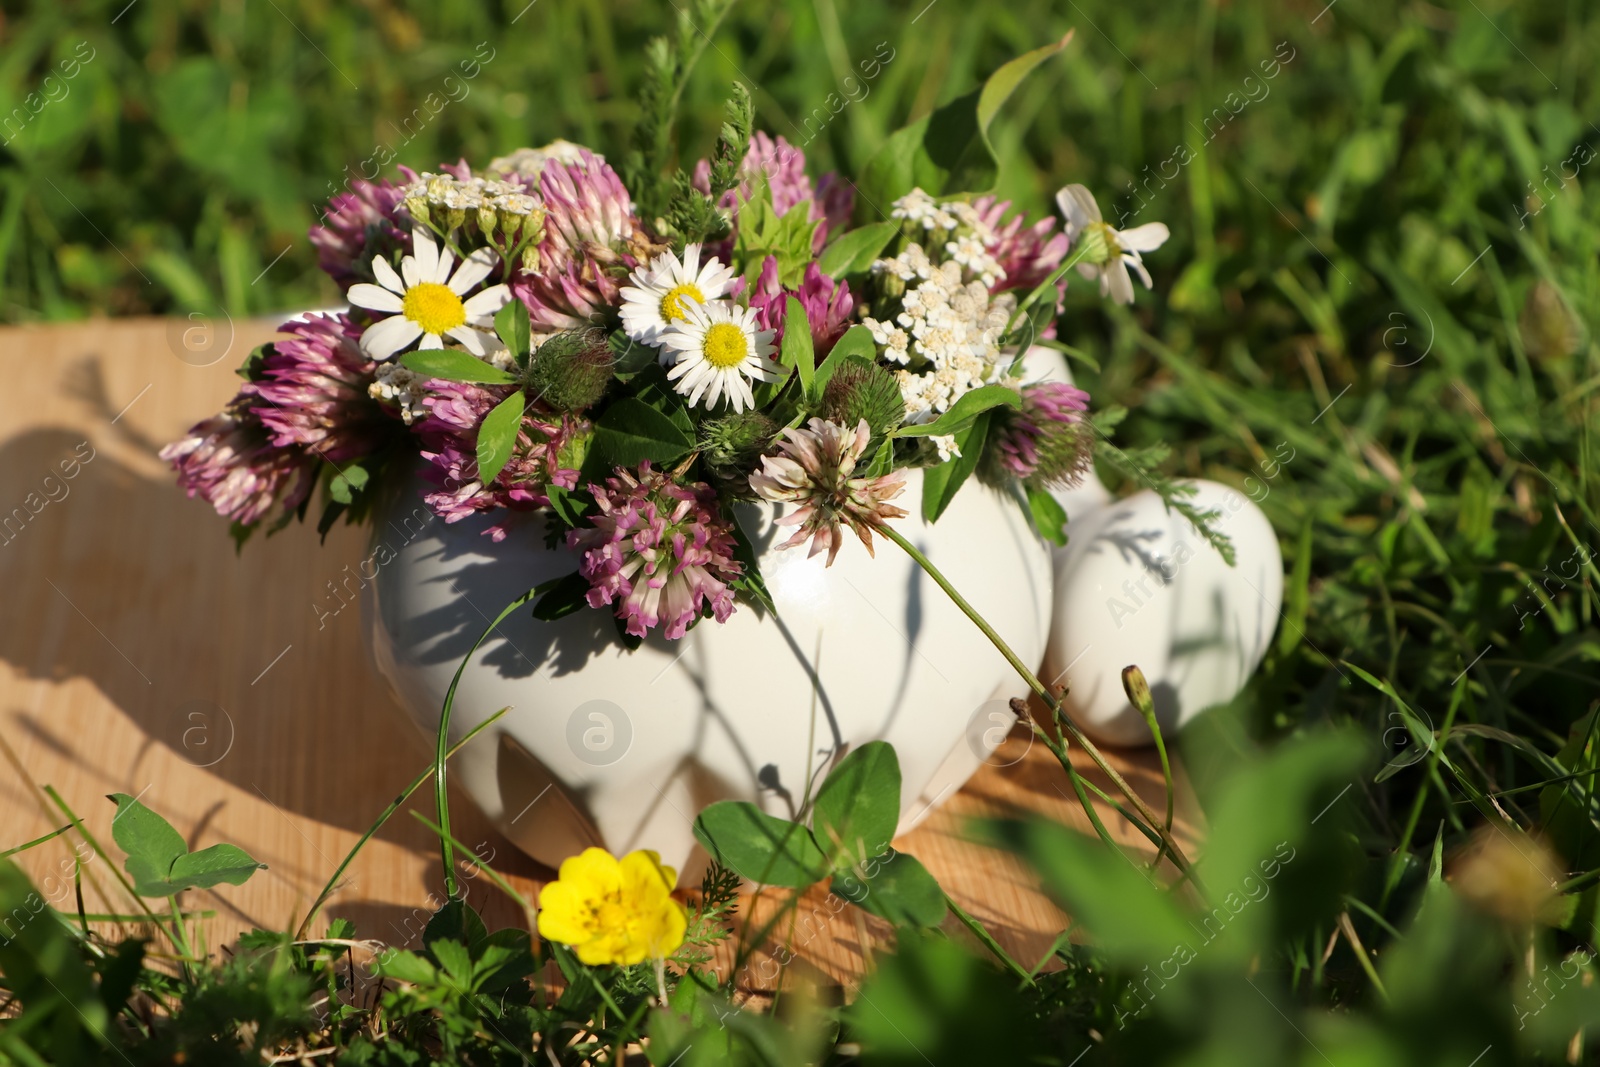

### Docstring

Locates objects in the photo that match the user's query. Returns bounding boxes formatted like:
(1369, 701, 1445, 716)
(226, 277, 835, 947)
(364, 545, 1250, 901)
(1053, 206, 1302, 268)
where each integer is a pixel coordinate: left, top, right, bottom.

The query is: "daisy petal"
(1055, 184, 1101, 234)
(435, 244, 456, 284)
(1127, 254, 1155, 290)
(447, 325, 492, 355)
(1117, 222, 1170, 253)
(360, 315, 422, 359)
(401, 256, 421, 289)
(348, 283, 405, 314)
(1104, 260, 1135, 306)
(372, 256, 406, 294)
(449, 247, 499, 295)
(419, 332, 444, 349)
(462, 284, 511, 319)
(412, 229, 440, 283)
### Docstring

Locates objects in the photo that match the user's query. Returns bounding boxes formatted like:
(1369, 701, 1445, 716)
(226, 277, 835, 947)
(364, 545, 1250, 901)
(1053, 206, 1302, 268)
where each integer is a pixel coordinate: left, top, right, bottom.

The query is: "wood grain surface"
(0, 316, 1198, 989)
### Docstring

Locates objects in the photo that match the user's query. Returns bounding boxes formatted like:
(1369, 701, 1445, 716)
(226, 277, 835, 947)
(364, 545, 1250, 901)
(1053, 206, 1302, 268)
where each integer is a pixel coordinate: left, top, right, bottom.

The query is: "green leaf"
(1027, 486, 1068, 546)
(327, 462, 370, 506)
(894, 384, 1020, 438)
(108, 792, 186, 894)
(531, 572, 593, 622)
(812, 741, 901, 866)
(371, 949, 438, 986)
(817, 220, 898, 278)
(610, 329, 656, 382)
(495, 300, 532, 368)
(861, 33, 1073, 201)
(108, 793, 265, 897)
(780, 296, 815, 397)
(586, 397, 694, 474)
(476, 391, 526, 487)
(832, 851, 947, 928)
(543, 483, 594, 529)
(165, 844, 268, 893)
(979, 817, 1195, 964)
(812, 325, 877, 398)
(401, 349, 517, 384)
(920, 412, 992, 523)
(692, 801, 830, 888)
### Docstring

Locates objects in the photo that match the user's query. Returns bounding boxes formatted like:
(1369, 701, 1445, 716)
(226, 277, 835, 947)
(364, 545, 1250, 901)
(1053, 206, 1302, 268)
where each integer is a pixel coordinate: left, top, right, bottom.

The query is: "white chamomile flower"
(1055, 184, 1169, 306)
(660, 301, 777, 413)
(347, 229, 511, 359)
(618, 242, 737, 346)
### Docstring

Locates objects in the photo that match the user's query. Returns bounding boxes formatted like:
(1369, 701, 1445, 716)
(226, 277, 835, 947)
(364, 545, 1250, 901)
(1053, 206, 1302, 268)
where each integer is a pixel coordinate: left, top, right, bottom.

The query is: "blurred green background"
(5, 2, 1600, 1060)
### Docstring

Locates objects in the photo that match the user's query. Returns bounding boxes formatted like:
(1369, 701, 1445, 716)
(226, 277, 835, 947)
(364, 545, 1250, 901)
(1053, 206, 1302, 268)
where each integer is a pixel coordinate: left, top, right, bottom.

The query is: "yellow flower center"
(702, 322, 749, 369)
(402, 282, 467, 335)
(659, 282, 704, 322)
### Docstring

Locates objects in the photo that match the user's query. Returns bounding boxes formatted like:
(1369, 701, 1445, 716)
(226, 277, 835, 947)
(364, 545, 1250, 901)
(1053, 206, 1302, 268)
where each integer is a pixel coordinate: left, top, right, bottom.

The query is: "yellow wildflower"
(537, 848, 688, 966)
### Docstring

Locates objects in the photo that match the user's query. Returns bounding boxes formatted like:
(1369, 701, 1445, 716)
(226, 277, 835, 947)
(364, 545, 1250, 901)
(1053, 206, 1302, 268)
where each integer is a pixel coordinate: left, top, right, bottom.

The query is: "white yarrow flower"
(347, 230, 511, 359)
(618, 243, 737, 346)
(659, 301, 777, 413)
(1055, 184, 1169, 305)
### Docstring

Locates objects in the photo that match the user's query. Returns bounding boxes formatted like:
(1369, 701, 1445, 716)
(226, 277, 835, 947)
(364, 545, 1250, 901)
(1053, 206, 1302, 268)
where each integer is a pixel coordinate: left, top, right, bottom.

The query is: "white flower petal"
(435, 244, 456, 284)
(1117, 222, 1170, 253)
(1127, 254, 1154, 290)
(1103, 260, 1135, 305)
(412, 229, 441, 283)
(449, 247, 499, 295)
(348, 283, 405, 314)
(361, 315, 422, 359)
(401, 256, 421, 290)
(447, 325, 493, 355)
(1055, 183, 1101, 236)
(462, 284, 511, 319)
(419, 332, 445, 349)
(372, 256, 406, 294)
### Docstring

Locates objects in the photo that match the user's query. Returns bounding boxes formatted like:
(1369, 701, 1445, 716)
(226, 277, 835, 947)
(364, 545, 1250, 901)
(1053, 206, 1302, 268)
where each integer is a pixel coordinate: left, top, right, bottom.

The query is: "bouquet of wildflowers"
(163, 39, 1192, 647)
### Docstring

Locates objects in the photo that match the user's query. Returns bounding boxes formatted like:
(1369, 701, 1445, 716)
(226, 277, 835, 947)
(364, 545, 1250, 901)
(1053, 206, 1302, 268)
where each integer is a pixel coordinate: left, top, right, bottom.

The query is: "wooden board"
(0, 316, 1198, 989)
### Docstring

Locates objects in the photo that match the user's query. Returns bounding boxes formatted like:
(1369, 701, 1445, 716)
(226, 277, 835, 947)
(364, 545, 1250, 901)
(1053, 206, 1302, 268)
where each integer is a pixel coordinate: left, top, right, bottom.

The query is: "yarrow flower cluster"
(863, 251, 1016, 432)
(163, 66, 1169, 642)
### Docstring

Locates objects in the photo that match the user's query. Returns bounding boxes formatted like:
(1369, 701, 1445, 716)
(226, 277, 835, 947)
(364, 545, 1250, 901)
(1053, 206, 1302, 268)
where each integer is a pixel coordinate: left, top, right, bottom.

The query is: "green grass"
(3, 0, 1600, 1062)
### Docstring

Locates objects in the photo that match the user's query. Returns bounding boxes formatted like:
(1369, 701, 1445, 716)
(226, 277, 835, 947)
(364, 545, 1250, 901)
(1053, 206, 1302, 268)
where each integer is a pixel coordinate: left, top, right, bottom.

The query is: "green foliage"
(108, 792, 265, 897)
(473, 391, 525, 487)
(694, 740, 948, 929)
(818, 355, 905, 442)
(398, 349, 517, 385)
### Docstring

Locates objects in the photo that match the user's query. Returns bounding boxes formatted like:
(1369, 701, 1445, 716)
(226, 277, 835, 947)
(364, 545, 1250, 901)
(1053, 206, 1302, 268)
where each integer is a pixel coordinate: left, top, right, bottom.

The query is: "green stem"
(0, 824, 72, 859)
(878, 524, 1197, 880)
(295, 706, 510, 940)
(435, 590, 541, 900)
(1004, 241, 1094, 340)
(945, 892, 1033, 986)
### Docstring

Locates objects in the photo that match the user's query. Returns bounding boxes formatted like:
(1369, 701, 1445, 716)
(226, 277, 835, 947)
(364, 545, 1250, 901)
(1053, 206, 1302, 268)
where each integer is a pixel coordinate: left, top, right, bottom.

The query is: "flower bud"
(1077, 222, 1114, 266)
(820, 358, 904, 441)
(526, 329, 615, 412)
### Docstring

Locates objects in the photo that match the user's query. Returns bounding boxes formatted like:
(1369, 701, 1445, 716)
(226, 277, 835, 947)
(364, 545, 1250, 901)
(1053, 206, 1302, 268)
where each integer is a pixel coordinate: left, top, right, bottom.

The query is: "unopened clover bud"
(699, 411, 779, 483)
